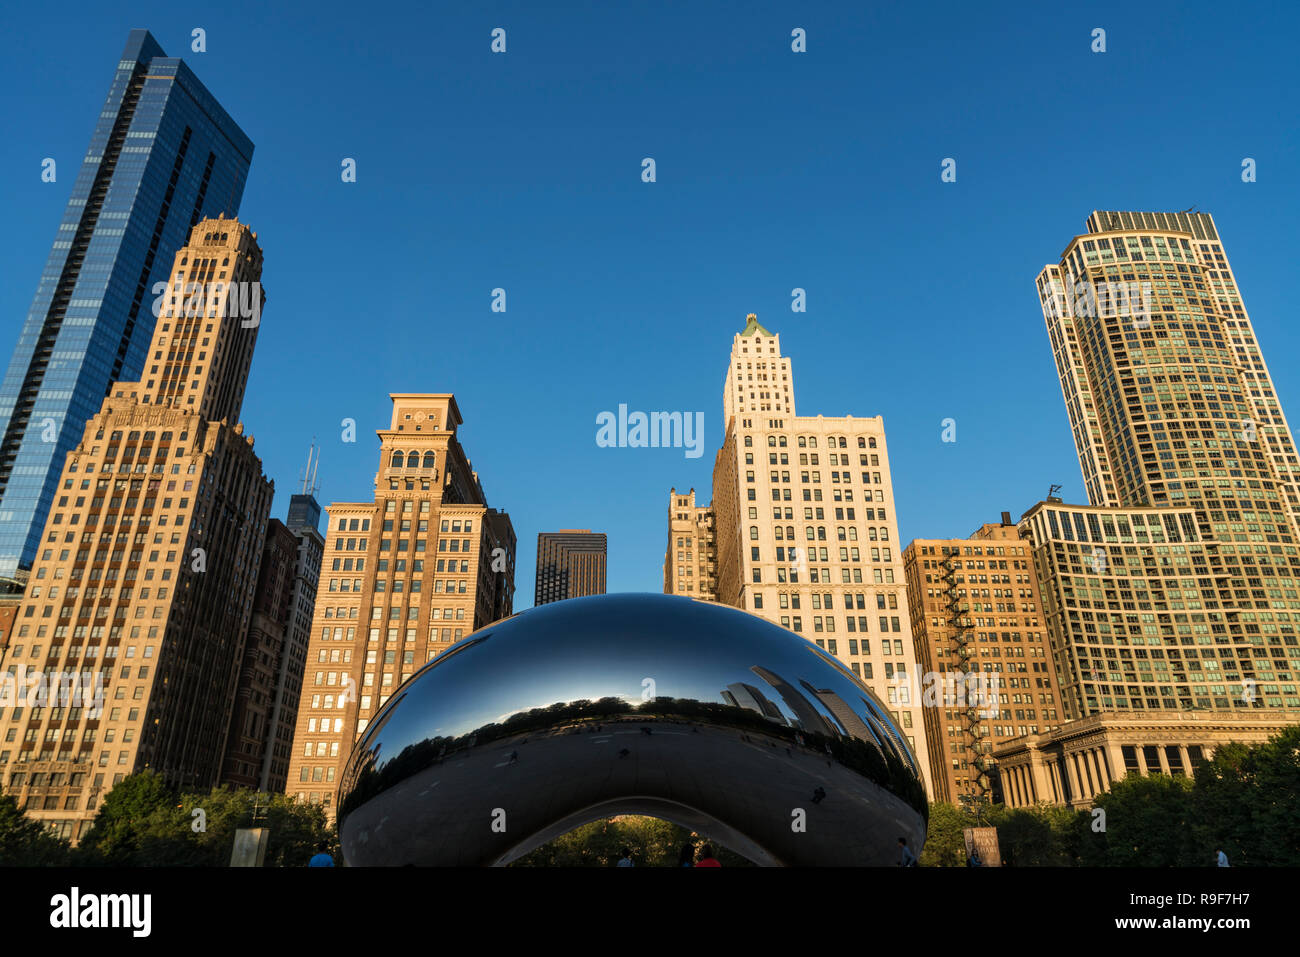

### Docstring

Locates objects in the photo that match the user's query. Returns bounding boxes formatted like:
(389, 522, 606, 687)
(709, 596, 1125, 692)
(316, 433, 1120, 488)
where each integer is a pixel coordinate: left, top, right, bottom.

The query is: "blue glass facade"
(0, 30, 253, 577)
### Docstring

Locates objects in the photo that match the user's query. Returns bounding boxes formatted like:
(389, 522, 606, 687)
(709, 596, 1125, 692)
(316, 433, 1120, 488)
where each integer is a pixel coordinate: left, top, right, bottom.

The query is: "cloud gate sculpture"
(337, 594, 928, 866)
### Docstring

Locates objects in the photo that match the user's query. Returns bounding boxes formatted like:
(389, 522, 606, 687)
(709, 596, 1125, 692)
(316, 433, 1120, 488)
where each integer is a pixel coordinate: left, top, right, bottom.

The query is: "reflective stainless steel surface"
(337, 594, 928, 866)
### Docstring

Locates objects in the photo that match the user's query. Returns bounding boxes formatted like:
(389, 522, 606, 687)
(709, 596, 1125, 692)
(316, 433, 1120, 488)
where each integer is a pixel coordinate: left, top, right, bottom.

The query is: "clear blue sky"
(3, 1, 1297, 608)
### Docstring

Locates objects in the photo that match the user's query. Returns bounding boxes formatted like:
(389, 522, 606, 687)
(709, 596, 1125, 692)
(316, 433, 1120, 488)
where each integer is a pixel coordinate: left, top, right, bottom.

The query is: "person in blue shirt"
(897, 837, 918, 867)
(309, 843, 335, 867)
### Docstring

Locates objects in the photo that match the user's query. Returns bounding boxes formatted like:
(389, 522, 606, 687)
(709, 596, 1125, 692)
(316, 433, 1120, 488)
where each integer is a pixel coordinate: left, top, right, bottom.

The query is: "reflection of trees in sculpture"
(340, 691, 926, 821)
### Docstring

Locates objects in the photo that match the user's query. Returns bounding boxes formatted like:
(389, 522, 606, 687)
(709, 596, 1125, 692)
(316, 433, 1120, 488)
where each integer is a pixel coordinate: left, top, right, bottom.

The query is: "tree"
(1191, 724, 1300, 867)
(985, 803, 1079, 866)
(1083, 773, 1196, 866)
(0, 789, 71, 866)
(76, 770, 176, 865)
(133, 786, 334, 866)
(76, 773, 335, 866)
(919, 802, 974, 866)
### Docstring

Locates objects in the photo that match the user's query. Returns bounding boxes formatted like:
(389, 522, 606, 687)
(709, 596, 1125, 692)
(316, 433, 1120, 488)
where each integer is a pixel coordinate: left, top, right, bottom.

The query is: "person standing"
(617, 847, 635, 867)
(678, 843, 696, 867)
(694, 845, 721, 867)
(309, 843, 335, 867)
(1216, 849, 1230, 867)
(897, 837, 917, 867)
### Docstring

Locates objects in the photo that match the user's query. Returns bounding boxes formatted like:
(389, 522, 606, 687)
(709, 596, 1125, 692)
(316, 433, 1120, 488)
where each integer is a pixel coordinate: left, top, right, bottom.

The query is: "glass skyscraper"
(0, 29, 253, 578)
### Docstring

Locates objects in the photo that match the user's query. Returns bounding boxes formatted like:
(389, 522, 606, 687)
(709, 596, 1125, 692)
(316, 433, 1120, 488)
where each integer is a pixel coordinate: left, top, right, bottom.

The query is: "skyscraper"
(0, 29, 253, 579)
(220, 476, 323, 794)
(1037, 210, 1300, 537)
(664, 488, 717, 600)
(285, 394, 516, 816)
(902, 516, 1066, 805)
(222, 518, 300, 791)
(0, 218, 273, 840)
(1030, 211, 1300, 718)
(534, 530, 607, 605)
(675, 315, 932, 792)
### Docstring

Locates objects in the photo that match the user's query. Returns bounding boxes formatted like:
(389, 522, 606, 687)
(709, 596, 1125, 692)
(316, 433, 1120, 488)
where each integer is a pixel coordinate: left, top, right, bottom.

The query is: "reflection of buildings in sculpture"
(799, 678, 915, 773)
(855, 693, 917, 774)
(800, 681, 873, 740)
(749, 666, 837, 738)
(722, 682, 787, 724)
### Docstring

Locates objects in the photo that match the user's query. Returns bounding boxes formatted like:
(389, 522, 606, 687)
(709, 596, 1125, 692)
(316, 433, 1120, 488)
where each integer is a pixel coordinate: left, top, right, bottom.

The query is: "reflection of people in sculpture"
(898, 837, 917, 867)
(694, 845, 721, 868)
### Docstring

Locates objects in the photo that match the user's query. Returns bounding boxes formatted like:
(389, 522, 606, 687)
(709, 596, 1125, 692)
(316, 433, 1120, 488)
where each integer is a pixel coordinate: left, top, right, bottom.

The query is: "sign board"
(230, 827, 270, 867)
(963, 826, 1001, 867)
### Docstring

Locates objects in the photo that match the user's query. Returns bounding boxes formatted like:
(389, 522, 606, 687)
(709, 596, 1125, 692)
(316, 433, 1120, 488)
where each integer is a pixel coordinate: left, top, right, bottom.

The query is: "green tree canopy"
(0, 788, 71, 866)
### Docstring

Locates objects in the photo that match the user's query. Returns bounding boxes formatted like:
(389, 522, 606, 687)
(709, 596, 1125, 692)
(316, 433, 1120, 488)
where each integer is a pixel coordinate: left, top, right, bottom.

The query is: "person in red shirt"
(694, 844, 721, 867)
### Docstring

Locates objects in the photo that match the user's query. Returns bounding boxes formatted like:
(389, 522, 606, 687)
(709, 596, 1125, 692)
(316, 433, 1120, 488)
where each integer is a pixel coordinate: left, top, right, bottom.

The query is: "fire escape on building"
(939, 553, 994, 803)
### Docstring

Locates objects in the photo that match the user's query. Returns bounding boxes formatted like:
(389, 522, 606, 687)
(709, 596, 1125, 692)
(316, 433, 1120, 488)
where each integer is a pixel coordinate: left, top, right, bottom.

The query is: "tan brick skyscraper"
(903, 517, 1065, 805)
(285, 394, 515, 815)
(0, 217, 273, 841)
(677, 315, 932, 793)
(663, 488, 717, 600)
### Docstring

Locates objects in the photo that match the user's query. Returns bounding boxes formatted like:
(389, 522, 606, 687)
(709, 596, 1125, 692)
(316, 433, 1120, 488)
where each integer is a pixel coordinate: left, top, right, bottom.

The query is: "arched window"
(858, 437, 866, 448)
(749, 526, 759, 540)
(869, 438, 877, 448)
(423, 451, 436, 469)
(391, 450, 404, 468)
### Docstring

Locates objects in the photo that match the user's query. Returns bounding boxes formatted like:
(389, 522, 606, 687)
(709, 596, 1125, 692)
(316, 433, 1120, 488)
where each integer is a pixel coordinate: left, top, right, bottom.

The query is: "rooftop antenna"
(1048, 483, 1063, 501)
(300, 439, 321, 496)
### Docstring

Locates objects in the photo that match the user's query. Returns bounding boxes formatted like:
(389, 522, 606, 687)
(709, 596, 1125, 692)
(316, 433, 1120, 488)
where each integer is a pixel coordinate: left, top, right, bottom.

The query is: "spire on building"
(740, 313, 773, 337)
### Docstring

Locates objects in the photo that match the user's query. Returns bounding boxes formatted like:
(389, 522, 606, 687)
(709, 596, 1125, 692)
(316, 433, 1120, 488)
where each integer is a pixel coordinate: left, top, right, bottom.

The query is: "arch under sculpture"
(337, 594, 928, 866)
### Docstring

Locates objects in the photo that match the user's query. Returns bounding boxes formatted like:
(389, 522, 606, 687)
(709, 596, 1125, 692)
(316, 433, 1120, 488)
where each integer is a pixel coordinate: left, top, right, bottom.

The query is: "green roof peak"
(740, 313, 773, 337)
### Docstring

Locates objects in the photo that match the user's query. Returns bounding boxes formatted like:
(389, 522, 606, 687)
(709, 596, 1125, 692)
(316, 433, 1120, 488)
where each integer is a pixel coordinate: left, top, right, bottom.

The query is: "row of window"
(743, 434, 878, 450)
(778, 615, 903, 635)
